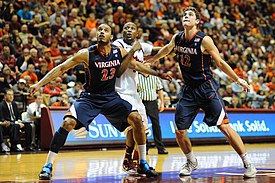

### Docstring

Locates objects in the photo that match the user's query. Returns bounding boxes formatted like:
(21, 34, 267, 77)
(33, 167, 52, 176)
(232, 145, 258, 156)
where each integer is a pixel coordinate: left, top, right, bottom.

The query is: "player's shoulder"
(113, 38, 125, 47)
(140, 42, 153, 49)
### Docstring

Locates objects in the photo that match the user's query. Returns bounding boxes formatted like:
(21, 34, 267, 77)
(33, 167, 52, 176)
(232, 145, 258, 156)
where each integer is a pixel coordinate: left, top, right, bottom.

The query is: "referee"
(137, 63, 168, 155)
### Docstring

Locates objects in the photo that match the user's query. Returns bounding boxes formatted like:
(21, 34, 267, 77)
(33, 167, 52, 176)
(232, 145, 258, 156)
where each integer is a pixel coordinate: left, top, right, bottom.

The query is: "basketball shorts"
(175, 78, 229, 130)
(64, 92, 133, 132)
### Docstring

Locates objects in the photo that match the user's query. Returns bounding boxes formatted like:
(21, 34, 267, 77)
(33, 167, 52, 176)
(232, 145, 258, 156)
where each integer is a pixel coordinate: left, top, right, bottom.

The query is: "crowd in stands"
(0, 0, 274, 113)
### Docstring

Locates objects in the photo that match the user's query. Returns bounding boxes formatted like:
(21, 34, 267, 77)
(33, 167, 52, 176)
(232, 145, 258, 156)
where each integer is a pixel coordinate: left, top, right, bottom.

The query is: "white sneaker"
(179, 159, 198, 176)
(16, 144, 23, 151)
(1, 143, 10, 152)
(244, 164, 257, 178)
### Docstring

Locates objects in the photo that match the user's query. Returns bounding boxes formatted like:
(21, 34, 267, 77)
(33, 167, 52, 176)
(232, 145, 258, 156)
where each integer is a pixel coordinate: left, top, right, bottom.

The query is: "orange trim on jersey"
(188, 30, 199, 41)
(221, 118, 229, 124)
(196, 34, 203, 39)
(65, 111, 73, 116)
(181, 33, 185, 41)
(209, 80, 224, 110)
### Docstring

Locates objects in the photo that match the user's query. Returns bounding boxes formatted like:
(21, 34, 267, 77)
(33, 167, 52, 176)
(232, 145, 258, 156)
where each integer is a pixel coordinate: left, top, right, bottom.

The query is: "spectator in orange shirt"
(20, 63, 38, 85)
(266, 77, 275, 92)
(250, 76, 261, 93)
(41, 48, 55, 71)
(153, 36, 165, 47)
(234, 62, 245, 79)
(113, 6, 126, 25)
(85, 13, 98, 31)
(48, 39, 62, 65)
(51, 93, 70, 107)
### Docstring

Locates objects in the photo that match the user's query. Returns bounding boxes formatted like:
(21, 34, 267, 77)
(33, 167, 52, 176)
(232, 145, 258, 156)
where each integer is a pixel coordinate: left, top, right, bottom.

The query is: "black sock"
(124, 145, 134, 160)
(49, 127, 69, 153)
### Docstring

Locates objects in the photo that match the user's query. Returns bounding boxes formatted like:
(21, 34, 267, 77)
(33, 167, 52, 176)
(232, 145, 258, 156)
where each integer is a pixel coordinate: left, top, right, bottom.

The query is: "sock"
(240, 152, 251, 167)
(185, 151, 196, 162)
(49, 127, 69, 153)
(138, 144, 146, 163)
(46, 151, 58, 164)
(124, 145, 134, 160)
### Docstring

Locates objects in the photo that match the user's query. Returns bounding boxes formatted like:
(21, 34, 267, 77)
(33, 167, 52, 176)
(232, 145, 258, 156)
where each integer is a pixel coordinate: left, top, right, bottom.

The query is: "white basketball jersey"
(113, 39, 153, 94)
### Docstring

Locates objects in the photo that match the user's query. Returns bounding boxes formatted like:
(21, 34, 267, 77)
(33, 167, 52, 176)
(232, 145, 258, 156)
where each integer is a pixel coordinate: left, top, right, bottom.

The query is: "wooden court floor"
(0, 143, 275, 183)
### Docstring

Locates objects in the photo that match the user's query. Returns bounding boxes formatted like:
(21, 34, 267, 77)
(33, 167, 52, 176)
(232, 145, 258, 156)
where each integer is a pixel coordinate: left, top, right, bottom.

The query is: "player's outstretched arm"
(133, 62, 172, 82)
(29, 49, 89, 96)
(146, 34, 176, 63)
(117, 41, 141, 77)
(202, 36, 250, 92)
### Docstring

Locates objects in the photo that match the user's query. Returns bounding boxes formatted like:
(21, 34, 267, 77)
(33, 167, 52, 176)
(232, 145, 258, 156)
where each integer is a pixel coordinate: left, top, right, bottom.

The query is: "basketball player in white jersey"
(113, 22, 170, 175)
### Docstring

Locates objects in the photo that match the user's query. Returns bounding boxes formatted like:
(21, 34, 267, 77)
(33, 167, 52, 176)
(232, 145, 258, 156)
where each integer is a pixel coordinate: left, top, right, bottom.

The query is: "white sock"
(46, 151, 58, 164)
(185, 151, 196, 162)
(138, 144, 146, 161)
(240, 152, 251, 167)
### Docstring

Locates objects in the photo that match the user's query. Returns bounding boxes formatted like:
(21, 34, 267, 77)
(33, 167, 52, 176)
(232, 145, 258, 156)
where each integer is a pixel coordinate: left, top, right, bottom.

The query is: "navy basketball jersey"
(85, 44, 123, 94)
(175, 31, 212, 86)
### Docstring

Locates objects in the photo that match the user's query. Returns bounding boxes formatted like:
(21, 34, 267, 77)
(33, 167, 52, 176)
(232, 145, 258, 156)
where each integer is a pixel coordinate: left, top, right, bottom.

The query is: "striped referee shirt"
(137, 72, 163, 101)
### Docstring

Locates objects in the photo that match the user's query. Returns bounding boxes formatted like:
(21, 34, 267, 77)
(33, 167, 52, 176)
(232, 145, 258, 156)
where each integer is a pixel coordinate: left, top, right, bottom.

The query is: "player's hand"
(158, 102, 164, 112)
(29, 83, 40, 96)
(132, 41, 141, 52)
(236, 78, 250, 92)
(159, 73, 172, 82)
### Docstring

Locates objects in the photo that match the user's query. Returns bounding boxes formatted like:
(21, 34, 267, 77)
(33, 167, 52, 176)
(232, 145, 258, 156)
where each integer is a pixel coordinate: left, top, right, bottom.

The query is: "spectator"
(228, 97, 243, 109)
(41, 48, 55, 71)
(12, 79, 29, 110)
(0, 45, 16, 71)
(0, 89, 32, 151)
(0, 66, 17, 93)
(17, 5, 33, 23)
(51, 93, 70, 107)
(66, 82, 83, 104)
(20, 64, 38, 85)
(18, 24, 29, 44)
(15, 48, 34, 74)
(25, 94, 46, 148)
(36, 62, 49, 81)
(42, 80, 64, 105)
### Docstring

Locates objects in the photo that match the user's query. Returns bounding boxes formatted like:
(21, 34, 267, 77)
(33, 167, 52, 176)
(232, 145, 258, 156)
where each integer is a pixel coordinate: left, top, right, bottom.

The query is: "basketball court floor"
(0, 143, 274, 182)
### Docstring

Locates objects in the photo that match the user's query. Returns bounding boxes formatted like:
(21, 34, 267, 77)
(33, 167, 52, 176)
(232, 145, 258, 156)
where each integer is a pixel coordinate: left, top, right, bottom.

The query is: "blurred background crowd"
(0, 0, 274, 111)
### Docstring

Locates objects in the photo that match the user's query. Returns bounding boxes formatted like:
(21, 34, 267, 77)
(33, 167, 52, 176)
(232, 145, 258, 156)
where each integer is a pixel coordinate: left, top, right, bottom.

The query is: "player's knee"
(175, 129, 187, 138)
(62, 117, 77, 131)
(128, 112, 143, 129)
(217, 123, 230, 134)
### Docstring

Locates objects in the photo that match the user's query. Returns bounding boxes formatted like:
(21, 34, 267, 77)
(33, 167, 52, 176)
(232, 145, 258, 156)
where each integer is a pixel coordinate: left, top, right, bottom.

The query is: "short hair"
(183, 7, 201, 21)
(4, 89, 14, 95)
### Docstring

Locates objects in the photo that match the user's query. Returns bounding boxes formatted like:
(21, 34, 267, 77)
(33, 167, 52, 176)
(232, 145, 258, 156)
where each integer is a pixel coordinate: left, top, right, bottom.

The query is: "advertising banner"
(49, 110, 275, 146)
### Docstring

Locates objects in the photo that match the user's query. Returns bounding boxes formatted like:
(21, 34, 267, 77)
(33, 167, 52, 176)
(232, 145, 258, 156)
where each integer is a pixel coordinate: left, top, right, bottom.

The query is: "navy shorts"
(175, 79, 229, 130)
(64, 92, 132, 132)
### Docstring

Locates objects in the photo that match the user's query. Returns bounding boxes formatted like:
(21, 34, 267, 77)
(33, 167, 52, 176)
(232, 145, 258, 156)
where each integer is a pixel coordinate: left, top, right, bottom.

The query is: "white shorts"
(118, 92, 149, 133)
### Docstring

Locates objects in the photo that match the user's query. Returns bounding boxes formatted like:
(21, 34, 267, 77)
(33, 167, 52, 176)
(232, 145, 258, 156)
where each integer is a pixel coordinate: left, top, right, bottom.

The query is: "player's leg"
(218, 124, 257, 177)
(175, 86, 199, 176)
(127, 111, 158, 177)
(39, 117, 76, 180)
(203, 79, 257, 178)
(122, 128, 138, 175)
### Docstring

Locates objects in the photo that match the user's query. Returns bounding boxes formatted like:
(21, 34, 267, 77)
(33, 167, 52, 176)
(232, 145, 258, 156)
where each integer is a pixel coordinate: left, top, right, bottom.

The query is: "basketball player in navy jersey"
(29, 24, 158, 180)
(146, 7, 257, 178)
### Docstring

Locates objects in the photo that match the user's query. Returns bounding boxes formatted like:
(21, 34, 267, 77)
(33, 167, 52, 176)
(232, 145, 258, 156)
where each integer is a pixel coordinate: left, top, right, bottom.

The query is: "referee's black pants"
(142, 100, 165, 150)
